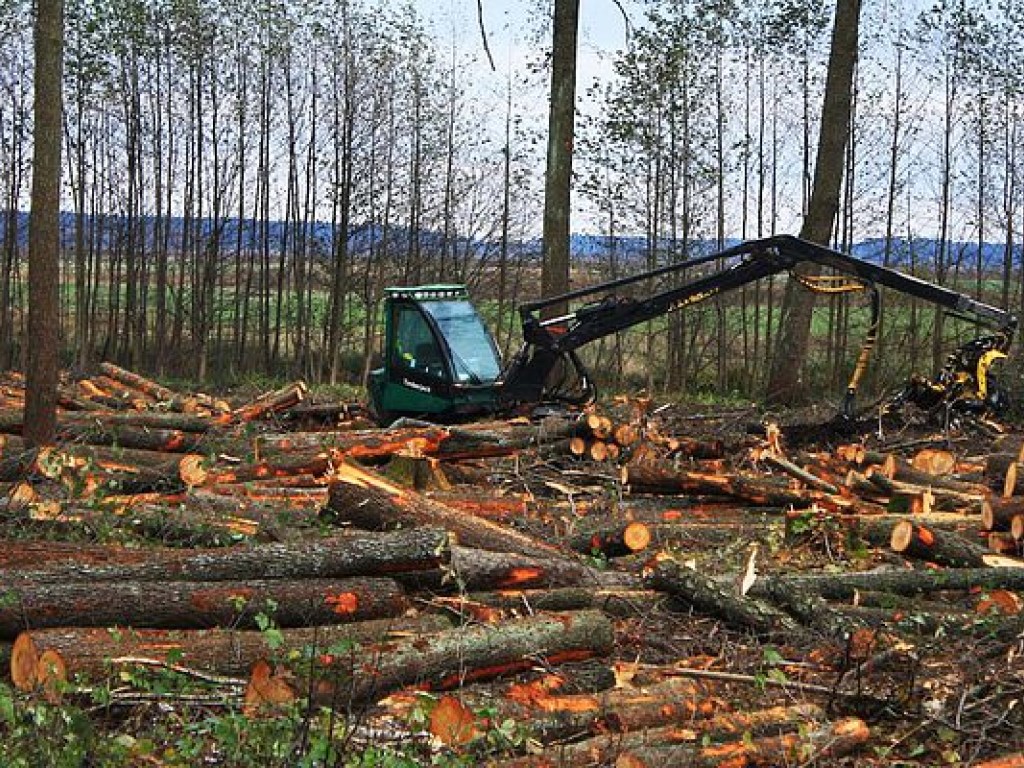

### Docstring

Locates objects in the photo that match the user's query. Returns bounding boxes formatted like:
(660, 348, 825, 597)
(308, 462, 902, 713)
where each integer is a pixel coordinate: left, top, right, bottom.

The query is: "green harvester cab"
(367, 285, 503, 424)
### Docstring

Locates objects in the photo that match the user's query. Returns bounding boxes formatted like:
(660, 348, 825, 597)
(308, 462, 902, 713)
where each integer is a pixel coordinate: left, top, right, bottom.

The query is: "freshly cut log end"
(889, 520, 915, 553)
(37, 649, 67, 704)
(622, 521, 652, 553)
(1013, 515, 1024, 541)
(11, 633, 38, 691)
(976, 589, 1023, 616)
(911, 448, 956, 476)
(1006, 462, 1019, 499)
(889, 519, 988, 568)
(988, 532, 1020, 556)
(178, 454, 209, 487)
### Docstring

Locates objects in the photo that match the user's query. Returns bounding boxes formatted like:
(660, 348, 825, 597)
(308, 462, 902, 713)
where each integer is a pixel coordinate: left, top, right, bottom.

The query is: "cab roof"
(384, 285, 468, 301)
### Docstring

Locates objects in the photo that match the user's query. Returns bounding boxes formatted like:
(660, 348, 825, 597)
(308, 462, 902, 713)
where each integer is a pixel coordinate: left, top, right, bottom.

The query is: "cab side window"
(393, 306, 446, 378)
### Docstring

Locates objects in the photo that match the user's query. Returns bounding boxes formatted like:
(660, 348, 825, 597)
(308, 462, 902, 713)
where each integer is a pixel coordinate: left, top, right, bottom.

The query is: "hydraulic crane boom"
(498, 235, 1016, 416)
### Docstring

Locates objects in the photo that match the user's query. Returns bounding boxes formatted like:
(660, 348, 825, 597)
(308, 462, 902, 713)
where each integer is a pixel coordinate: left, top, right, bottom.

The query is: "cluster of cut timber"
(6, 374, 1024, 762)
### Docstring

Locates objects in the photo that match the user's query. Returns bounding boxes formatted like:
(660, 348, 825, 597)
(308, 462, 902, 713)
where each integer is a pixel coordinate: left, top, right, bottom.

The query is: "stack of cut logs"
(3, 366, 1024, 765)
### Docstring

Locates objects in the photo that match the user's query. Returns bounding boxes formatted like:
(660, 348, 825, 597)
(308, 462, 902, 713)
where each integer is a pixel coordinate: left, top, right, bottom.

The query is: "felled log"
(987, 532, 1021, 556)
(889, 520, 988, 568)
(324, 461, 564, 559)
(259, 609, 615, 708)
(231, 380, 307, 422)
(972, 753, 1024, 768)
(12, 614, 452, 684)
(3, 527, 451, 584)
(97, 361, 180, 403)
(982, 497, 1024, 532)
(55, 422, 204, 452)
(569, 521, 652, 558)
(190, 449, 333, 486)
(498, 703, 825, 767)
(0, 577, 407, 638)
(450, 545, 595, 591)
(622, 464, 822, 508)
(647, 560, 802, 638)
(452, 675, 728, 747)
(383, 452, 451, 491)
(752, 567, 1024, 602)
(882, 454, 990, 496)
(427, 492, 531, 520)
(608, 716, 870, 768)
(866, 470, 986, 513)
(761, 453, 839, 494)
(986, 453, 1022, 494)
(443, 586, 670, 620)
(33, 446, 202, 496)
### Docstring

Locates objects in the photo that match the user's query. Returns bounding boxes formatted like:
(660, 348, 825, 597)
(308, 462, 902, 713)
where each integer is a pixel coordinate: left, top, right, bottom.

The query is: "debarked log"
(263, 609, 615, 708)
(11, 614, 453, 685)
(3, 527, 451, 584)
(0, 576, 408, 638)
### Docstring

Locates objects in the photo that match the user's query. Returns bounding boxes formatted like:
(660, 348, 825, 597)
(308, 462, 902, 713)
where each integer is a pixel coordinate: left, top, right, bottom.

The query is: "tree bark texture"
(0, 577, 408, 638)
(766, 0, 862, 404)
(23, 0, 64, 446)
(3, 528, 451, 584)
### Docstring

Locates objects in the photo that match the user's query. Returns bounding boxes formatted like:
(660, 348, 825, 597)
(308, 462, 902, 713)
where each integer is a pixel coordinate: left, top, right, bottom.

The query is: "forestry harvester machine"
(367, 235, 1017, 426)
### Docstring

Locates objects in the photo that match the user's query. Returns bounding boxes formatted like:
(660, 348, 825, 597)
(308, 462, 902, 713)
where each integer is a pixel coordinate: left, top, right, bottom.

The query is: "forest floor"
(0, 367, 1022, 767)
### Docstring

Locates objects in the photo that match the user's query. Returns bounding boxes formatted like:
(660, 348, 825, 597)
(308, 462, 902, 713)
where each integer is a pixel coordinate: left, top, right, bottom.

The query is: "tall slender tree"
(24, 0, 64, 446)
(540, 0, 579, 317)
(766, 0, 862, 404)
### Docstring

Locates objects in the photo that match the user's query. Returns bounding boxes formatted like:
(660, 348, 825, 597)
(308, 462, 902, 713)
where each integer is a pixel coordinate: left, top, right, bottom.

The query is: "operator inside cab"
(393, 305, 445, 378)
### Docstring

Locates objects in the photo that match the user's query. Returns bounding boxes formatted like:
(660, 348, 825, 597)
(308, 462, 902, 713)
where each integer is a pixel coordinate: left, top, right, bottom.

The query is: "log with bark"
(499, 715, 869, 768)
(324, 461, 567, 559)
(250, 609, 615, 708)
(889, 520, 989, 568)
(983, 497, 1024, 532)
(231, 380, 308, 422)
(568, 520, 652, 558)
(752, 567, 1024, 602)
(11, 614, 453, 685)
(2, 527, 451, 584)
(496, 703, 825, 766)
(622, 464, 826, 508)
(439, 586, 672, 621)
(647, 560, 803, 638)
(0, 576, 408, 637)
(449, 675, 729, 746)
(449, 545, 596, 592)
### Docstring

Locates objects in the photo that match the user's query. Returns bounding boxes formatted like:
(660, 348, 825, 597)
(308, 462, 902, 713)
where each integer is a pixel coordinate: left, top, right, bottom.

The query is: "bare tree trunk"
(540, 0, 579, 318)
(24, 0, 64, 447)
(766, 0, 861, 405)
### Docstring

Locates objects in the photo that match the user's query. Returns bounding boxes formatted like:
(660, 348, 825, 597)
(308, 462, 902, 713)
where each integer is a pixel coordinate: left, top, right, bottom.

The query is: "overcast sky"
(409, 0, 640, 98)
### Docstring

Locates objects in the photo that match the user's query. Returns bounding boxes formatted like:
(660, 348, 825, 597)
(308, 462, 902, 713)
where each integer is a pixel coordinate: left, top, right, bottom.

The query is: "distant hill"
(0, 212, 1017, 272)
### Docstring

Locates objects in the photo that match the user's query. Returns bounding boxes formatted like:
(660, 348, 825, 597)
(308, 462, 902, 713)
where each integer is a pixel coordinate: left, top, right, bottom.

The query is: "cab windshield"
(422, 300, 501, 383)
